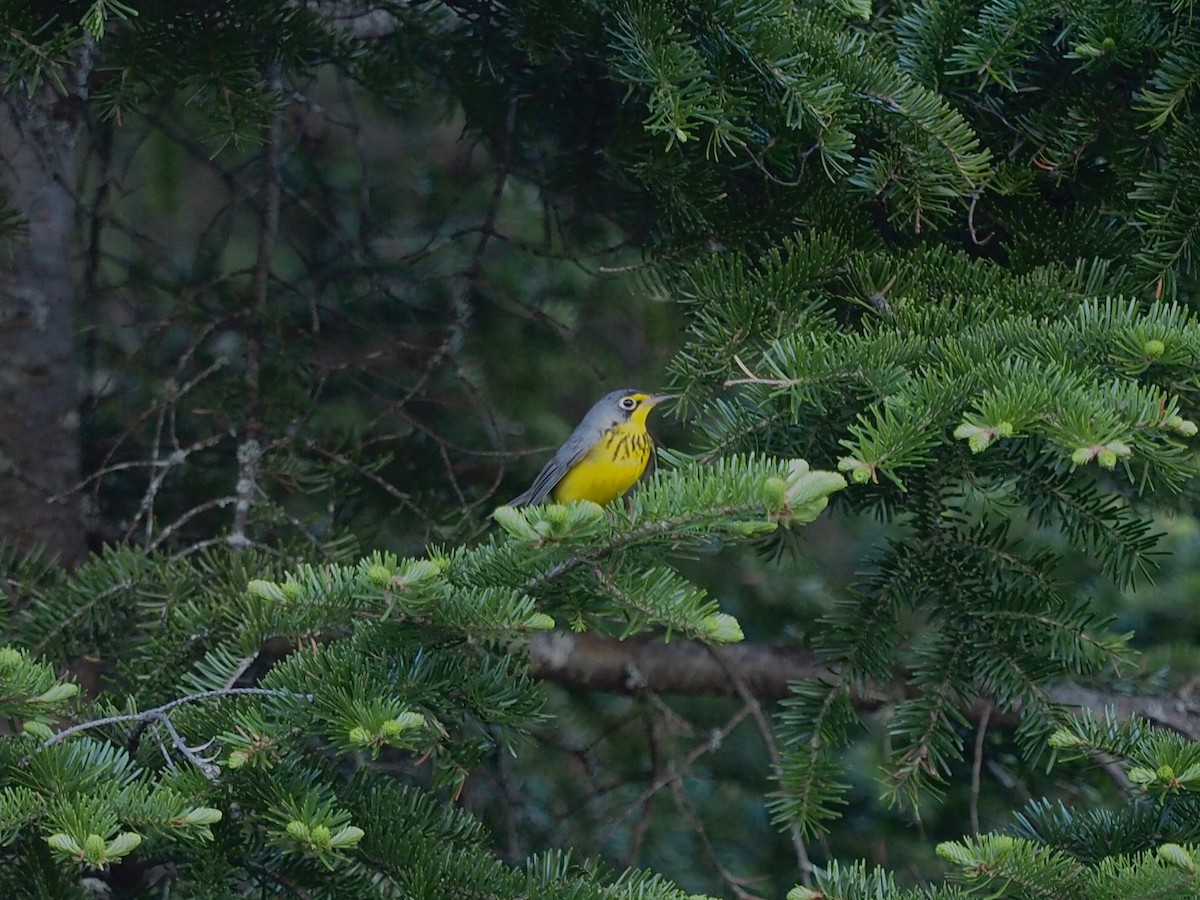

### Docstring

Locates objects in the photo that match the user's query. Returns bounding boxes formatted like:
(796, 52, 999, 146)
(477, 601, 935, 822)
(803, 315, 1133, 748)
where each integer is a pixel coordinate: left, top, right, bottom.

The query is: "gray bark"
(529, 632, 1200, 738)
(0, 56, 92, 565)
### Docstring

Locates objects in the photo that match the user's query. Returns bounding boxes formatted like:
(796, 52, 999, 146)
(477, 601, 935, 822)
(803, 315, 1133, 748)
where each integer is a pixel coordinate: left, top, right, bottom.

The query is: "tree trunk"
(0, 59, 91, 565)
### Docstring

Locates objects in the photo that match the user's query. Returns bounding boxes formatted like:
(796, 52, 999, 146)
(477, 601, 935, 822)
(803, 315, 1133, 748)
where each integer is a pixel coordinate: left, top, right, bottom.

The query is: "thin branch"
(669, 771, 763, 899)
(42, 687, 307, 748)
(150, 712, 222, 781)
(970, 702, 992, 836)
(231, 64, 283, 550)
(598, 703, 754, 841)
(247, 860, 316, 900)
(723, 354, 801, 388)
(705, 645, 813, 887)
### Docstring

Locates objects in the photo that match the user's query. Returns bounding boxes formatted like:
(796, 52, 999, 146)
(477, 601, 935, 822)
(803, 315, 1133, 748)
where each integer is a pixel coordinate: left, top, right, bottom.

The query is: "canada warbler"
(509, 389, 671, 506)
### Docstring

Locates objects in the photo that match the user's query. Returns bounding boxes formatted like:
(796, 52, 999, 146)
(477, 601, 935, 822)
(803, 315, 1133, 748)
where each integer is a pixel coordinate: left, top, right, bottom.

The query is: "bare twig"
(150, 712, 222, 781)
(706, 645, 813, 887)
(230, 64, 283, 550)
(970, 702, 992, 836)
(247, 860, 316, 900)
(42, 687, 306, 749)
(669, 771, 763, 899)
(723, 354, 800, 388)
(597, 703, 754, 847)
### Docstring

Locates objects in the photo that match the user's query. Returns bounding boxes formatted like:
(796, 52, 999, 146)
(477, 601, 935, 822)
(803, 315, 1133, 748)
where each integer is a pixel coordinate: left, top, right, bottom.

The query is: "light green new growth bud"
(247, 579, 287, 602)
(46, 833, 82, 856)
(177, 807, 223, 827)
(1157, 763, 1176, 781)
(968, 432, 990, 454)
(105, 832, 143, 858)
(702, 613, 744, 644)
(1070, 447, 1094, 466)
(787, 458, 811, 479)
(1127, 766, 1156, 784)
(1144, 339, 1166, 357)
(572, 500, 605, 522)
(349, 726, 373, 747)
(0, 647, 24, 667)
(492, 506, 540, 542)
(310, 824, 332, 847)
(722, 520, 778, 537)
(990, 835, 1014, 852)
(33, 682, 79, 704)
(226, 749, 251, 769)
(1097, 442, 1133, 468)
(1048, 729, 1084, 749)
(365, 564, 392, 587)
(1166, 415, 1198, 437)
(23, 720, 53, 740)
(935, 840, 974, 867)
(329, 825, 365, 849)
(837, 457, 873, 484)
(381, 712, 425, 736)
(786, 888, 820, 900)
(83, 834, 107, 858)
(280, 581, 303, 601)
(1159, 843, 1197, 873)
(955, 422, 1011, 452)
(763, 476, 789, 509)
(286, 820, 311, 841)
(399, 559, 441, 585)
(784, 459, 847, 510)
(524, 612, 556, 631)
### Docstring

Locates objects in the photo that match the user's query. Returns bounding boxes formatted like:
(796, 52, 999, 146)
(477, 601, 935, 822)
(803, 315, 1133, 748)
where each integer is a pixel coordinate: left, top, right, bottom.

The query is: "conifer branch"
(528, 632, 833, 699)
(527, 632, 1200, 738)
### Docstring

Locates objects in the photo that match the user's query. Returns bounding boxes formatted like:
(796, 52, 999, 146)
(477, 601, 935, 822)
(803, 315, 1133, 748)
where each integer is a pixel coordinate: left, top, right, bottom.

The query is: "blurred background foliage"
(5, 0, 1200, 895)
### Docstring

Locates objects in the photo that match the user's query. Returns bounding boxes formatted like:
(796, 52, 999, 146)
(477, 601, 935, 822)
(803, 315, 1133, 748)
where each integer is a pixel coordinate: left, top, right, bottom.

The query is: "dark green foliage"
(4, 0, 1200, 896)
(0, 462, 843, 895)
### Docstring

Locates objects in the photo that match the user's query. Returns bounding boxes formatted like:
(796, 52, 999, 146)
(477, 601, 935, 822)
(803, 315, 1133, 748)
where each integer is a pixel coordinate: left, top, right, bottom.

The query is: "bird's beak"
(645, 393, 673, 408)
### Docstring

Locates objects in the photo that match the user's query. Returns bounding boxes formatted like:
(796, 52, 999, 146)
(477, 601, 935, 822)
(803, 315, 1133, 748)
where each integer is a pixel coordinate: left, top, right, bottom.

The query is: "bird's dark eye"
(619, 396, 637, 411)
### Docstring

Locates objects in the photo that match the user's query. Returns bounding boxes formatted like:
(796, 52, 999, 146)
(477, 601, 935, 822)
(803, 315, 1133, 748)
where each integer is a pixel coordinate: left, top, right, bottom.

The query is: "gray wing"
(508, 429, 593, 506)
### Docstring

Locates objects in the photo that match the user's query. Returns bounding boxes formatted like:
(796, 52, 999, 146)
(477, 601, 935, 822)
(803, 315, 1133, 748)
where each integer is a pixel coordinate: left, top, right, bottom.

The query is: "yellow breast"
(551, 421, 654, 505)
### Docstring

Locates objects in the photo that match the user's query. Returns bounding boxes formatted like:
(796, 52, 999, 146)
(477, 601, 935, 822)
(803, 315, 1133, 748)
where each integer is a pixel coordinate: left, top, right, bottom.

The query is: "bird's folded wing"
(508, 438, 591, 506)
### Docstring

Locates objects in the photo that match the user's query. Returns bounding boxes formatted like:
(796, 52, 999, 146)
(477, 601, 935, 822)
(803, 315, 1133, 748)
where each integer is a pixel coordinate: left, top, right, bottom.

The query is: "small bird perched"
(509, 389, 671, 507)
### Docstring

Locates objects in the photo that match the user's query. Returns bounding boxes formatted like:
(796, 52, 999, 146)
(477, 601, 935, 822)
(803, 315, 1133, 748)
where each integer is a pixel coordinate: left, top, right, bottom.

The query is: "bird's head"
(594, 389, 672, 429)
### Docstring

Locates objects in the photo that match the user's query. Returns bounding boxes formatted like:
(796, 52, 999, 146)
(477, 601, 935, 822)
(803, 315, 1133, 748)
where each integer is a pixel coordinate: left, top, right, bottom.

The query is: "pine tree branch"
(527, 633, 1200, 738)
(528, 632, 835, 699)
